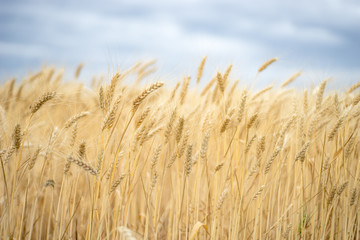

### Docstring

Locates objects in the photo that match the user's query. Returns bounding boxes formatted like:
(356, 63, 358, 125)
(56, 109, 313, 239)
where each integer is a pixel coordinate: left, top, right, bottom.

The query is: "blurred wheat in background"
(0, 58, 359, 239)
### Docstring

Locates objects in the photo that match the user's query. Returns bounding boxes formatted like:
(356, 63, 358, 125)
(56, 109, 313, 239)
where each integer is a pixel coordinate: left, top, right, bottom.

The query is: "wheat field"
(0, 58, 359, 239)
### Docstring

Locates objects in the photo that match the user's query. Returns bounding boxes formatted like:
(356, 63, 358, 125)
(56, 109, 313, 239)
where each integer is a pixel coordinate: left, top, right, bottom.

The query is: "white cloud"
(262, 21, 345, 45)
(0, 0, 359, 87)
(0, 42, 47, 58)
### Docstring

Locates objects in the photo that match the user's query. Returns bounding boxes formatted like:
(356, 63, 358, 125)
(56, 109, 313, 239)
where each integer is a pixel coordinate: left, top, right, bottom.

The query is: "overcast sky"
(0, 0, 359, 89)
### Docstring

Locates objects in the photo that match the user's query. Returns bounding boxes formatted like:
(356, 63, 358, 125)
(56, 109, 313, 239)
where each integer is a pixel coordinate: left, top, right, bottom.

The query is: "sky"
(0, 0, 359, 89)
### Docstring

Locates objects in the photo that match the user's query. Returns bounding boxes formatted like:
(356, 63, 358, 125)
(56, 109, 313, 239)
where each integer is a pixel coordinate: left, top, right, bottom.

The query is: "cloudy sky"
(0, 0, 359, 89)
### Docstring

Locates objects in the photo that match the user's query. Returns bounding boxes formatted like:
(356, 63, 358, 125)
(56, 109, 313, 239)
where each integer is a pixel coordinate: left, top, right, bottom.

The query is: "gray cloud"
(0, 0, 359, 89)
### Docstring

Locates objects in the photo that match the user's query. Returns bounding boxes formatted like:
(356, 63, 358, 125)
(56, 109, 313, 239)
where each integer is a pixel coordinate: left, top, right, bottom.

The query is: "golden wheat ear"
(258, 57, 278, 73)
(132, 81, 164, 112)
(196, 56, 207, 84)
(281, 71, 301, 88)
(29, 91, 56, 114)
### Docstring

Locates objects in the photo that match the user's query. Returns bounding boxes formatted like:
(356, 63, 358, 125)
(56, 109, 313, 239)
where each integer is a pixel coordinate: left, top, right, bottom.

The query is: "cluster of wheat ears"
(0, 57, 359, 239)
